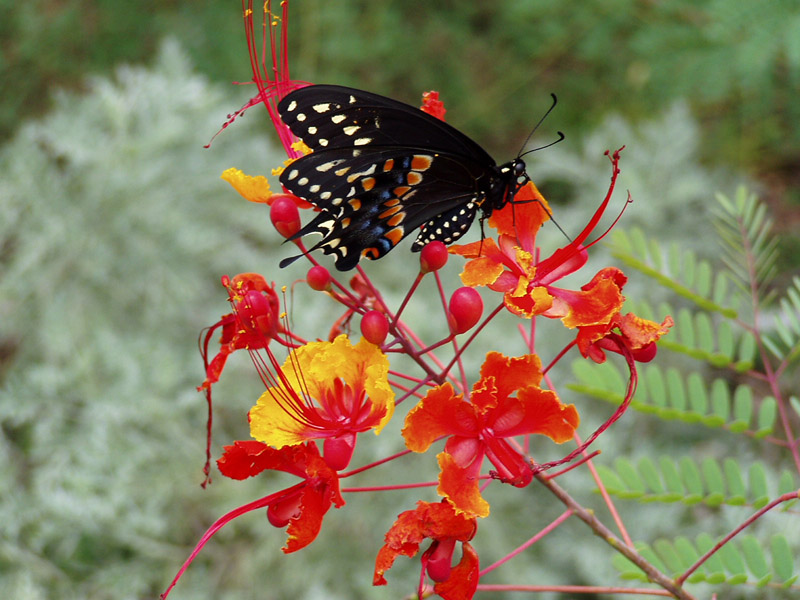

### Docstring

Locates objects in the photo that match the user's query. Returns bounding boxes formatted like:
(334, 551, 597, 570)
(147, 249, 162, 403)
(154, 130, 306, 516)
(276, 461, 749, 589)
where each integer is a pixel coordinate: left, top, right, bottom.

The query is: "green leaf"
(716, 320, 734, 358)
(730, 385, 753, 433)
(615, 458, 646, 497)
(718, 540, 747, 580)
(666, 367, 687, 413)
(695, 311, 715, 354)
(660, 456, 686, 497)
(645, 366, 667, 408)
(637, 456, 664, 494)
(654, 539, 683, 576)
(709, 379, 731, 424)
(723, 458, 747, 505)
(595, 465, 625, 493)
(687, 372, 709, 416)
(701, 458, 725, 505)
(677, 308, 695, 348)
(680, 457, 705, 503)
(749, 463, 769, 508)
(674, 536, 700, 570)
(696, 533, 726, 582)
(771, 535, 795, 582)
(756, 397, 777, 438)
(741, 534, 770, 579)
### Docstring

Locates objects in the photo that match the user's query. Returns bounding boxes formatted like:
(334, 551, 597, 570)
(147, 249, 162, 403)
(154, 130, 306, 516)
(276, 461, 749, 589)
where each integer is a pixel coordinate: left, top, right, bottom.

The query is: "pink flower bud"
(360, 310, 390, 346)
(306, 265, 332, 291)
(420, 241, 449, 273)
(269, 193, 301, 238)
(448, 287, 483, 334)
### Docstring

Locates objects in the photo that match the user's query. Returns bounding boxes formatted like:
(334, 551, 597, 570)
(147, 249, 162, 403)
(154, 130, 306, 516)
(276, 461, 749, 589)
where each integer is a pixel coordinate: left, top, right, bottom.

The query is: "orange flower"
(218, 441, 344, 553)
(374, 500, 479, 600)
(451, 164, 626, 329)
(249, 335, 395, 470)
(577, 312, 674, 363)
(402, 352, 579, 517)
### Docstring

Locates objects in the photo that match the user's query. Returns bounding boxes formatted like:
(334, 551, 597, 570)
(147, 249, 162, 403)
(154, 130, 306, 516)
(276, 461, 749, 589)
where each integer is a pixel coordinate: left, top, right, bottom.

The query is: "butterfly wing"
(277, 85, 502, 270)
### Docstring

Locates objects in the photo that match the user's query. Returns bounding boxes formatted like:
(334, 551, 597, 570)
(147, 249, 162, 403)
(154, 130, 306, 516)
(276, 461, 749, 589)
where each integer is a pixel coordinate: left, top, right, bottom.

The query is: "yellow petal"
(221, 167, 272, 203)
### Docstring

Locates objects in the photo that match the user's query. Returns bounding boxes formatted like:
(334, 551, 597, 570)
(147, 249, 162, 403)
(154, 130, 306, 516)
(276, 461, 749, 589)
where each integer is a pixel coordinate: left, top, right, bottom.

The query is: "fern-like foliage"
(572, 185, 800, 595)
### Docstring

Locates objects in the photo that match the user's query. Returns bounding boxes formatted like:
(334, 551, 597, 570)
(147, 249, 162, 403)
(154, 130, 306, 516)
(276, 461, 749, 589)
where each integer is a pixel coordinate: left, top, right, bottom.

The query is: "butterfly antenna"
(516, 93, 559, 158)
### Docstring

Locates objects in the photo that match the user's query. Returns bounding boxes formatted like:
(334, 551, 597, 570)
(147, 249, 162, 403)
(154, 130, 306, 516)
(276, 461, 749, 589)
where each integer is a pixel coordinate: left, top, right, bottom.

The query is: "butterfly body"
(277, 85, 530, 271)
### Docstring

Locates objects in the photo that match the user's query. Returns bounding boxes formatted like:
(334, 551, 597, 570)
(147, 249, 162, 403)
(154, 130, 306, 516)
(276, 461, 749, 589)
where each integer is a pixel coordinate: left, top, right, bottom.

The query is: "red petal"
(434, 542, 480, 600)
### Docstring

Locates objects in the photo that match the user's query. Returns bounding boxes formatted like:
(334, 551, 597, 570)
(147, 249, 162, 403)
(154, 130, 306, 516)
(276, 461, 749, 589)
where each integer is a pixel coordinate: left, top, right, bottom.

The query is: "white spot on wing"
(313, 103, 332, 113)
(331, 114, 346, 124)
(354, 137, 372, 146)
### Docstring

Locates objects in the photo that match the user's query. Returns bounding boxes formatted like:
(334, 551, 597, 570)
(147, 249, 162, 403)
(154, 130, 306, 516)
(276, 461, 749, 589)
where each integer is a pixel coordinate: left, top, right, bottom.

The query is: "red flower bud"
(420, 241, 449, 273)
(266, 489, 302, 528)
(307, 265, 332, 291)
(425, 538, 457, 582)
(323, 433, 357, 471)
(448, 287, 483, 334)
(361, 310, 390, 346)
(270, 193, 302, 238)
(236, 290, 278, 338)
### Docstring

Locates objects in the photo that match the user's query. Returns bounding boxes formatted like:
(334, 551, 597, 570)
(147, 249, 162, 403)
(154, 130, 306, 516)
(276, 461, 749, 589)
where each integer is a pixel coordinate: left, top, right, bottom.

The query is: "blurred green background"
(1, 1, 799, 599)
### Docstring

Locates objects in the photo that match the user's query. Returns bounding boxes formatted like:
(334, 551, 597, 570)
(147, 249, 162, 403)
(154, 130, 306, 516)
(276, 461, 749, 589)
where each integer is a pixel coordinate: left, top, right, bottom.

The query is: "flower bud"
(236, 290, 278, 337)
(269, 193, 302, 238)
(420, 241, 448, 273)
(307, 265, 332, 291)
(425, 538, 457, 582)
(361, 310, 390, 346)
(448, 287, 483, 334)
(323, 433, 356, 471)
(266, 490, 302, 528)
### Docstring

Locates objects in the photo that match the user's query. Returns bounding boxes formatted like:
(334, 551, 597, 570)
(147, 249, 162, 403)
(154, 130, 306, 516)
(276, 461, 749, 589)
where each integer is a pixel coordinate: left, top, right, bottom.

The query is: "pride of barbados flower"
(374, 500, 479, 600)
(249, 335, 395, 471)
(402, 352, 579, 518)
(451, 179, 625, 326)
(218, 441, 344, 552)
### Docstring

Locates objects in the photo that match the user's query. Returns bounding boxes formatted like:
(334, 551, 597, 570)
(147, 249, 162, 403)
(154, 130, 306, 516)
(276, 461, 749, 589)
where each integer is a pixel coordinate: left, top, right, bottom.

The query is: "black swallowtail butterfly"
(278, 84, 534, 271)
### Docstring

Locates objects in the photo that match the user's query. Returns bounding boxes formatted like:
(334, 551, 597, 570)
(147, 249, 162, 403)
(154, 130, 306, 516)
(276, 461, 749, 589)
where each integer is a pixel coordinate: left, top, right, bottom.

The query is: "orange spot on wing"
(393, 186, 411, 197)
(387, 213, 405, 227)
(349, 198, 362, 211)
(384, 198, 401, 207)
(385, 227, 404, 246)
(383, 158, 395, 171)
(379, 205, 402, 219)
(362, 177, 376, 191)
(411, 155, 433, 171)
(407, 172, 422, 185)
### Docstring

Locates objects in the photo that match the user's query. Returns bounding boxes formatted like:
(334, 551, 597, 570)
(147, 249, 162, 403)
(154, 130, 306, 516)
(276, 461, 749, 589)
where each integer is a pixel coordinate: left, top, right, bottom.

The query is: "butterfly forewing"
(278, 85, 495, 164)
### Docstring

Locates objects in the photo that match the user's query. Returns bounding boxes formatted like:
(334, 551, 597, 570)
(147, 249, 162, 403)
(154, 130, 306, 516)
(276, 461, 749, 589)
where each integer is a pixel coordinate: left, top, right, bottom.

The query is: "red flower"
(577, 312, 674, 363)
(218, 440, 345, 552)
(374, 500, 479, 600)
(160, 441, 344, 599)
(402, 352, 579, 517)
(450, 150, 627, 330)
(199, 273, 281, 392)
